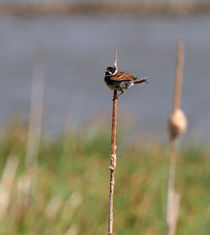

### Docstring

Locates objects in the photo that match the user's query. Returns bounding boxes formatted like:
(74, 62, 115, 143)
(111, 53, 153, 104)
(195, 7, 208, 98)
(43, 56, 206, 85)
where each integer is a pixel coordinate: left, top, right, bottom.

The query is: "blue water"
(0, 17, 209, 141)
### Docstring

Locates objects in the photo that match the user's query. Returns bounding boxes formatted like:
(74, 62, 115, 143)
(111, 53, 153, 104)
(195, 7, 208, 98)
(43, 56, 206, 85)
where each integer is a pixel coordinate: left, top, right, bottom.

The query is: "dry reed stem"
(45, 195, 64, 223)
(12, 174, 31, 225)
(108, 51, 118, 235)
(167, 42, 186, 235)
(0, 155, 19, 220)
(108, 90, 118, 235)
(64, 225, 79, 235)
(173, 43, 184, 112)
(17, 57, 46, 223)
(167, 139, 180, 235)
(25, 58, 45, 170)
(173, 193, 180, 234)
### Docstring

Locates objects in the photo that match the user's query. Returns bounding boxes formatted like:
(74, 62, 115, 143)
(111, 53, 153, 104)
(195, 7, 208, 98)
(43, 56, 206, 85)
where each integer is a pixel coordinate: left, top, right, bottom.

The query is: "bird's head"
(106, 66, 117, 76)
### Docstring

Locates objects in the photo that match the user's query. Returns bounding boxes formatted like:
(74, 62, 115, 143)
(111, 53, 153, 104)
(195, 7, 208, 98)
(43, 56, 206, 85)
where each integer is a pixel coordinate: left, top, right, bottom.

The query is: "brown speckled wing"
(111, 71, 136, 81)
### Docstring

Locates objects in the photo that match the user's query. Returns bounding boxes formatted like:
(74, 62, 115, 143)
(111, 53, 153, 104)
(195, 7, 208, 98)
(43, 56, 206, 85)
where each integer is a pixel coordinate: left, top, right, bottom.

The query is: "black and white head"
(106, 66, 117, 76)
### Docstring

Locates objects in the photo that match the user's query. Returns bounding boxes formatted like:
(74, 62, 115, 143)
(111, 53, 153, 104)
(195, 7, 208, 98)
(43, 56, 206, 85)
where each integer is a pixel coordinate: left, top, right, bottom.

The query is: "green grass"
(0, 123, 209, 235)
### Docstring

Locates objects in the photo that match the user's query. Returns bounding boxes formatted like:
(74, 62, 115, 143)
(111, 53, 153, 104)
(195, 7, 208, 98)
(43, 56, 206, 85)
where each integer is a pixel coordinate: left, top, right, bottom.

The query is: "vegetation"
(2, 1, 210, 17)
(0, 122, 209, 235)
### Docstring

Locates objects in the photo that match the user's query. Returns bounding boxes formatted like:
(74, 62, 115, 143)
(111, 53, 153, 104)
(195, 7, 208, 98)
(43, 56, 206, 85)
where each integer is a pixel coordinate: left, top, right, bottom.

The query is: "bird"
(104, 66, 148, 97)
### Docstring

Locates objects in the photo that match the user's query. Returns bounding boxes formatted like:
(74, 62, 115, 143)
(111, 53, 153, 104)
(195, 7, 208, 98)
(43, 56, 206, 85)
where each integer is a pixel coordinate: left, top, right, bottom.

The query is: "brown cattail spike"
(169, 42, 187, 139)
(169, 108, 187, 139)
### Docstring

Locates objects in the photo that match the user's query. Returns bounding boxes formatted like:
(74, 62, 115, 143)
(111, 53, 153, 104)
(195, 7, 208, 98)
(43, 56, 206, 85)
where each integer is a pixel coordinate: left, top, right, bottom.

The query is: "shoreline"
(1, 2, 210, 17)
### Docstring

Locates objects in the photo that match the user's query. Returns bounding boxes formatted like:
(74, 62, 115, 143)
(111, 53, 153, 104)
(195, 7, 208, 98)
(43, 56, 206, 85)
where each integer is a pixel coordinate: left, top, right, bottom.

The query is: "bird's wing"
(111, 71, 136, 81)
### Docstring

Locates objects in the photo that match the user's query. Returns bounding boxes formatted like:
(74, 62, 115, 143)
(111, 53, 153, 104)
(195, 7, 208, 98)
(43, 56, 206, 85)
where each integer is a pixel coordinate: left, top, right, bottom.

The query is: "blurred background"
(0, 0, 210, 141)
(0, 1, 209, 235)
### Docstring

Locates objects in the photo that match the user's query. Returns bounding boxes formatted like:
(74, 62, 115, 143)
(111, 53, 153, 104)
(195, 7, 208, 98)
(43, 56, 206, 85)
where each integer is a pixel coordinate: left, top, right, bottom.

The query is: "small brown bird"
(104, 66, 148, 97)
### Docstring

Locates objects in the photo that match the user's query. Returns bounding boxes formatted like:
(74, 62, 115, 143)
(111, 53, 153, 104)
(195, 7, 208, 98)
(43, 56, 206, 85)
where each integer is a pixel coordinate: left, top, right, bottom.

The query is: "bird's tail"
(133, 77, 149, 84)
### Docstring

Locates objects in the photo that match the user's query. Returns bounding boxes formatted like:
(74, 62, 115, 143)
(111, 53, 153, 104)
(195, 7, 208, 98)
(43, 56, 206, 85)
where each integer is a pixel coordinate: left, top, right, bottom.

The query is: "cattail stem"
(167, 42, 186, 235)
(108, 90, 118, 235)
(166, 138, 177, 235)
(166, 144, 180, 235)
(173, 43, 184, 112)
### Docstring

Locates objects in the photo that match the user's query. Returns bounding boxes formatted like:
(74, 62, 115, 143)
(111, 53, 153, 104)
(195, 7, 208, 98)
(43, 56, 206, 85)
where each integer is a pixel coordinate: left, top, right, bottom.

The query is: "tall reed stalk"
(166, 42, 187, 235)
(25, 59, 45, 171)
(13, 57, 46, 224)
(108, 52, 118, 235)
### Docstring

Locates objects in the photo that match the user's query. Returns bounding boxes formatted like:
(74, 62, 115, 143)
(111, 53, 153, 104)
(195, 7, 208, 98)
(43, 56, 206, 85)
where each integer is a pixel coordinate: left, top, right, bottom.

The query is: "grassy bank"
(0, 123, 209, 234)
(1, 2, 210, 17)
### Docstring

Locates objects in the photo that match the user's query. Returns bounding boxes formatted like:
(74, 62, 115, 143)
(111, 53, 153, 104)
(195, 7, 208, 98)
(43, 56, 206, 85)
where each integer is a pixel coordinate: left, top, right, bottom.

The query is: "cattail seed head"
(168, 108, 187, 139)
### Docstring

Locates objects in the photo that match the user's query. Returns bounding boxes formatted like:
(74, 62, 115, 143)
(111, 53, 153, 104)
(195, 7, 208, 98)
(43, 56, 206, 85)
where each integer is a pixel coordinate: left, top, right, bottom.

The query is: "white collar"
(112, 69, 117, 75)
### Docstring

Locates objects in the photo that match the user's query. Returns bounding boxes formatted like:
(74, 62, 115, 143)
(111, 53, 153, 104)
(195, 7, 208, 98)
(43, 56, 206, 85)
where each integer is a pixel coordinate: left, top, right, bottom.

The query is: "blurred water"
(0, 17, 209, 141)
